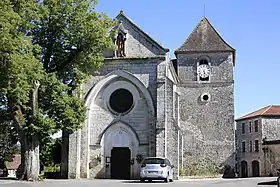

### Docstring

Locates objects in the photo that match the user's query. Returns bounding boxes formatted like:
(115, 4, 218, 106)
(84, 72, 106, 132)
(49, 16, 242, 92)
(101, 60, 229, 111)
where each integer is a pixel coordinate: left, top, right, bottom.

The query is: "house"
(235, 105, 280, 177)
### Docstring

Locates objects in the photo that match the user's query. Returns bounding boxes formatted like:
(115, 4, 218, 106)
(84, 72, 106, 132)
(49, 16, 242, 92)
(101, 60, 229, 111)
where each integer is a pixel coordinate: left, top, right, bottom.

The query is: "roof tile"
(175, 17, 235, 54)
(236, 105, 280, 121)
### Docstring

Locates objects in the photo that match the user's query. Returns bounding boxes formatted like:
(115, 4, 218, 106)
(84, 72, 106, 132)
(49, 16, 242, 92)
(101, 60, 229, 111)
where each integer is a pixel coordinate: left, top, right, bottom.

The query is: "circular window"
(109, 89, 134, 113)
(202, 94, 209, 101)
(201, 93, 210, 102)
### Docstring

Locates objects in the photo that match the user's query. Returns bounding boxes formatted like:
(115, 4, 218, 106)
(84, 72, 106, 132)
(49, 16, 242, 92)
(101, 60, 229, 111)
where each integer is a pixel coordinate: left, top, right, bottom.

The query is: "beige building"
(235, 105, 280, 177)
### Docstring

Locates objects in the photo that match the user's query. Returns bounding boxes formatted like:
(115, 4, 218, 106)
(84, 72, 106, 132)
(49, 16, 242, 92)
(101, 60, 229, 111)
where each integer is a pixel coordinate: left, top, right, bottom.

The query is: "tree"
(0, 0, 115, 181)
(32, 0, 115, 178)
(0, 114, 19, 164)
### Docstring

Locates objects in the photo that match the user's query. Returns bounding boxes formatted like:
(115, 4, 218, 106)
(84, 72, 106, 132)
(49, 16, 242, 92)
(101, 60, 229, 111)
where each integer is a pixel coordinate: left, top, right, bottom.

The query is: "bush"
(181, 157, 219, 177)
(44, 164, 60, 172)
(179, 167, 185, 176)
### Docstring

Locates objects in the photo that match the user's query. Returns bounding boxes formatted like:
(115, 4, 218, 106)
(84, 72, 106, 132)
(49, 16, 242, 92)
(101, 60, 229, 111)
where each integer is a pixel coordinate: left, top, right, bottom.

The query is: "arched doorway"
(252, 160, 260, 177)
(111, 147, 131, 179)
(241, 160, 248, 178)
(101, 122, 140, 179)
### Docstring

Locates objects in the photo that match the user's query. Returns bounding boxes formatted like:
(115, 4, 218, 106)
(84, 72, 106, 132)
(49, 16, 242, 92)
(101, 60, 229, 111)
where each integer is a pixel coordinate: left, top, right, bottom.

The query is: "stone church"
(67, 11, 236, 180)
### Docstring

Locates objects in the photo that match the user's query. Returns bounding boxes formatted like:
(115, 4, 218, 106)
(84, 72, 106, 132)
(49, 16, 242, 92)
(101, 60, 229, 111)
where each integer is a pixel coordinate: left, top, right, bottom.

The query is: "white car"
(140, 157, 174, 182)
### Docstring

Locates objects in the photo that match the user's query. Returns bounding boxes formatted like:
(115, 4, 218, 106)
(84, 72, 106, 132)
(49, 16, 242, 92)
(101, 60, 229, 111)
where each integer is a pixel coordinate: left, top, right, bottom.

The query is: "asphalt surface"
(0, 177, 278, 187)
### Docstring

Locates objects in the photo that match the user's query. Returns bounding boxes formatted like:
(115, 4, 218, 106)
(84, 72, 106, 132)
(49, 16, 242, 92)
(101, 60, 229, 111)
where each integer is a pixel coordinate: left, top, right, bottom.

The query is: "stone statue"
(116, 33, 126, 57)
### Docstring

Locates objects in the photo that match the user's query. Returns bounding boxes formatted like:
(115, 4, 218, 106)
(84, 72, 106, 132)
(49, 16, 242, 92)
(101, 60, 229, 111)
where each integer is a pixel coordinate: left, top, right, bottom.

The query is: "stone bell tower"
(175, 17, 236, 170)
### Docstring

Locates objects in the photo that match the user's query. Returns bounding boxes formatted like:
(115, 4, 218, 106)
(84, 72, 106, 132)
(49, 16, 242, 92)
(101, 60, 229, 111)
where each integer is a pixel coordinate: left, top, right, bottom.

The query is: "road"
(0, 177, 277, 187)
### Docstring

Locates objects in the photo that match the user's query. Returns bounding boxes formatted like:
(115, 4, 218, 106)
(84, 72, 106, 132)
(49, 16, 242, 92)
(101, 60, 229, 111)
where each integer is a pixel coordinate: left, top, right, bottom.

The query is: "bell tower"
(175, 17, 236, 170)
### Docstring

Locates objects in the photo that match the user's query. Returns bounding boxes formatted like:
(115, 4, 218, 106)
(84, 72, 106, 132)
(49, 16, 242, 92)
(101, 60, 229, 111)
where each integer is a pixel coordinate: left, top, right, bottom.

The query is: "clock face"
(197, 64, 211, 78)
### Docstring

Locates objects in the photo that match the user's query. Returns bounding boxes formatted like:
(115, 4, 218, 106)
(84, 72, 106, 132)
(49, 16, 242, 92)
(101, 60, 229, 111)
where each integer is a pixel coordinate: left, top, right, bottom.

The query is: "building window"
(254, 120, 259, 132)
(109, 88, 134, 114)
(249, 141, 252, 152)
(200, 93, 211, 102)
(242, 141, 246, 152)
(242, 123, 245, 134)
(255, 140, 259, 152)
(249, 122, 252, 133)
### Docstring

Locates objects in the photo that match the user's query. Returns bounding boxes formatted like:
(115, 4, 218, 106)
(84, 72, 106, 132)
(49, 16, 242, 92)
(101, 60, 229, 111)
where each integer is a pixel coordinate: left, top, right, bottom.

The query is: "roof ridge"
(202, 17, 235, 51)
(116, 10, 169, 53)
(175, 17, 203, 52)
(235, 105, 280, 121)
(261, 105, 273, 115)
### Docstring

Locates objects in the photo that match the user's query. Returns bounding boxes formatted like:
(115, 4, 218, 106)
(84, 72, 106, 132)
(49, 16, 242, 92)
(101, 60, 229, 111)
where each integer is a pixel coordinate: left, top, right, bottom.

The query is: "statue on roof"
(115, 20, 127, 57)
(116, 32, 126, 57)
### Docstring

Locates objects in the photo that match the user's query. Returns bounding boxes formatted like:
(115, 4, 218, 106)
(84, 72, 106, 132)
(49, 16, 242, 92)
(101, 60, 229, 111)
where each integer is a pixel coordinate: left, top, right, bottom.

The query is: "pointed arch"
(84, 69, 155, 117)
(97, 120, 140, 145)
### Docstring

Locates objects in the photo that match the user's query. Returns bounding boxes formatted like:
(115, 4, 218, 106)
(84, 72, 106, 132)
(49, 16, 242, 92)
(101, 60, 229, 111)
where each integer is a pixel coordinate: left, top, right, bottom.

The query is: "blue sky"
(95, 0, 280, 118)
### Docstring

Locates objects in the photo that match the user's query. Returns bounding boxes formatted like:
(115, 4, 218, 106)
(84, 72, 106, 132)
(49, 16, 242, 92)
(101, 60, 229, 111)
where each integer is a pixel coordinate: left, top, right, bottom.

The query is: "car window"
(165, 159, 171, 166)
(143, 158, 164, 164)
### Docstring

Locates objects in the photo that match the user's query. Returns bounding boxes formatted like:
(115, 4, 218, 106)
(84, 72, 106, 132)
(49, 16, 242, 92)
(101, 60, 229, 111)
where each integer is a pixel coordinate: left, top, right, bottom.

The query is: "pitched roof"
(116, 10, 169, 53)
(175, 17, 235, 54)
(5, 154, 21, 170)
(236, 105, 280, 121)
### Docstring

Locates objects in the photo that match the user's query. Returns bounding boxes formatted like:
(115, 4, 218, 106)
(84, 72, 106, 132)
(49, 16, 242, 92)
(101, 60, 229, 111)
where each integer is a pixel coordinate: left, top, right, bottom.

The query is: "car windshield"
(143, 158, 164, 164)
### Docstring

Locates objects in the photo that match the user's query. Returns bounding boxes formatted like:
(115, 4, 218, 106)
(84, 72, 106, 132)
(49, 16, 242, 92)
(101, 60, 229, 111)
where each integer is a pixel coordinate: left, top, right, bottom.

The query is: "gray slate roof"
(175, 17, 235, 54)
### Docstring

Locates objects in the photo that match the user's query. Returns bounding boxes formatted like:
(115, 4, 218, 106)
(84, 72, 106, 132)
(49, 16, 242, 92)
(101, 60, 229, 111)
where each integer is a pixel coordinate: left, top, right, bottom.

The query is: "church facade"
(67, 11, 236, 180)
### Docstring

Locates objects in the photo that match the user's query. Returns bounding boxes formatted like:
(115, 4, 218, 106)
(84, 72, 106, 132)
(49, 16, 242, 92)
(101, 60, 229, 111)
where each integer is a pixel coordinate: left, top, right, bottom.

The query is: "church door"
(111, 147, 131, 179)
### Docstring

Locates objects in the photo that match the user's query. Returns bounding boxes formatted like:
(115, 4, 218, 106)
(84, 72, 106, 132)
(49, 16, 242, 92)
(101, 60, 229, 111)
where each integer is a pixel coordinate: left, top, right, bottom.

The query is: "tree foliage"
(32, 0, 115, 87)
(0, 119, 18, 163)
(0, 0, 115, 180)
(40, 137, 61, 166)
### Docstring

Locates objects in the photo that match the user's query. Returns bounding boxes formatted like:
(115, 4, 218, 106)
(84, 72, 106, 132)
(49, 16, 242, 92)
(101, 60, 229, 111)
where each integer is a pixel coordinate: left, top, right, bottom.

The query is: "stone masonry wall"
(68, 58, 164, 179)
(165, 78, 180, 179)
(155, 59, 168, 158)
(177, 52, 234, 83)
(177, 52, 235, 175)
(262, 117, 280, 141)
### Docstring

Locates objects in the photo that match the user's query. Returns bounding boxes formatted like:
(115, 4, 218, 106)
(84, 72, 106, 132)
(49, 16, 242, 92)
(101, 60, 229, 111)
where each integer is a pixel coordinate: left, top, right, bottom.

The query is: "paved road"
(0, 177, 277, 187)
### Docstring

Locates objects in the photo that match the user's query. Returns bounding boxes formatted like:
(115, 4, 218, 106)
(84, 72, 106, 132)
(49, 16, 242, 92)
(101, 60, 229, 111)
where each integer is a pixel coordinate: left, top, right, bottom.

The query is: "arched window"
(197, 58, 211, 82)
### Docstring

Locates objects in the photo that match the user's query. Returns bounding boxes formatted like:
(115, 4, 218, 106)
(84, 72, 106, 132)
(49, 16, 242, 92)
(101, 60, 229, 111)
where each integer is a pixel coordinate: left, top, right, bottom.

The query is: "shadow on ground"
(257, 180, 277, 185)
(122, 180, 167, 184)
(0, 177, 18, 180)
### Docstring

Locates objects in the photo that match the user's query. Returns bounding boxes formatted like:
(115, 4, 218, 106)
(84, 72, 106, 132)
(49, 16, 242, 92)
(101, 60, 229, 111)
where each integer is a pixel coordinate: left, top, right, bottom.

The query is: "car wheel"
(169, 173, 174, 182)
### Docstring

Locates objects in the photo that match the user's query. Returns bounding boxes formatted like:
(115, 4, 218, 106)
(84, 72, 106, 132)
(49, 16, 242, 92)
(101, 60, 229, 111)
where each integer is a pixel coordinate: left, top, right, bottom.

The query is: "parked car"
(140, 157, 174, 182)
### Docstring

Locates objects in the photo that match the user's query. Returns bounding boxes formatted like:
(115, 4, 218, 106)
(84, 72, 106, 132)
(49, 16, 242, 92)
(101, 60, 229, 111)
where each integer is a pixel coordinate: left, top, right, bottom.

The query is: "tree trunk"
(19, 135, 40, 181)
(13, 80, 41, 181)
(25, 80, 41, 181)
(26, 136, 40, 181)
